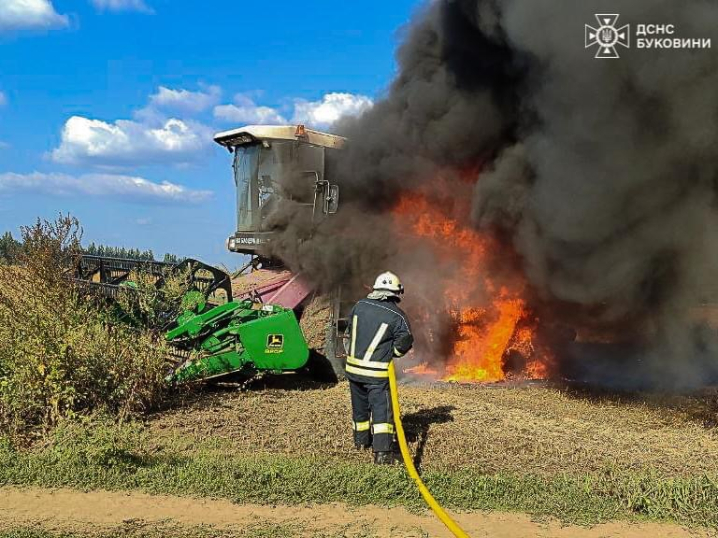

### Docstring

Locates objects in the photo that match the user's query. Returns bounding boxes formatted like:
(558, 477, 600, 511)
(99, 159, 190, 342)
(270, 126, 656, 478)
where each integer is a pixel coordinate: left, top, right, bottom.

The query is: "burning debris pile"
(269, 0, 718, 389)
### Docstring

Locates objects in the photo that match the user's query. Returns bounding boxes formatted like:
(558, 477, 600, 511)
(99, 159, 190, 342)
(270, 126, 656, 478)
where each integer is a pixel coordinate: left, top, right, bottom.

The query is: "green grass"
(1, 420, 718, 529)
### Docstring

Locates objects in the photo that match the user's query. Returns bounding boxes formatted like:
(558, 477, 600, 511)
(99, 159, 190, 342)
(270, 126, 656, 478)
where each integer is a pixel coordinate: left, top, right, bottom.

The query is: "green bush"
(0, 216, 169, 440)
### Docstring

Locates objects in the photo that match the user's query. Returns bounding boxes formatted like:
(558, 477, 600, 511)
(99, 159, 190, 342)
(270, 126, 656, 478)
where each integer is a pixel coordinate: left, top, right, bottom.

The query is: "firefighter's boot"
(374, 451, 394, 465)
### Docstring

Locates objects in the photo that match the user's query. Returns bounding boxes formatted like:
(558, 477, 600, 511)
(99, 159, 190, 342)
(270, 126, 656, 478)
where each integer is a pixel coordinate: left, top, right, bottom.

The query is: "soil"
(0, 486, 710, 538)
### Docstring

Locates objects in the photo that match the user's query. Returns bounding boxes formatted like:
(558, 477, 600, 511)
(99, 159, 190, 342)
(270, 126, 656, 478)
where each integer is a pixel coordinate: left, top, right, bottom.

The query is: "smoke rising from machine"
(268, 0, 718, 389)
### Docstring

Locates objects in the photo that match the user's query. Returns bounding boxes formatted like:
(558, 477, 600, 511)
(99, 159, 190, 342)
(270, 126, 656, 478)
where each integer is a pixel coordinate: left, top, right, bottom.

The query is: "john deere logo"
(266, 334, 284, 353)
(585, 14, 630, 59)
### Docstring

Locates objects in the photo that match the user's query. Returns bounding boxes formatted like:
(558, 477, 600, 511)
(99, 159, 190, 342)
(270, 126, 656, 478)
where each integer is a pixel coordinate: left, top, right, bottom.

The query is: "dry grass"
(148, 377, 718, 478)
(0, 216, 169, 439)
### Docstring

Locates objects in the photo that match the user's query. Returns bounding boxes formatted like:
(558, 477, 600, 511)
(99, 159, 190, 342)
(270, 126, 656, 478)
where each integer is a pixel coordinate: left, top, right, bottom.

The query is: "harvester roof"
(213, 124, 346, 150)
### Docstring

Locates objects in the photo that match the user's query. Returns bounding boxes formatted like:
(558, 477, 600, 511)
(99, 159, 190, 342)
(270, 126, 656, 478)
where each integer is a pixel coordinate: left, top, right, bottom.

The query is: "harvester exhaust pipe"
(388, 362, 471, 538)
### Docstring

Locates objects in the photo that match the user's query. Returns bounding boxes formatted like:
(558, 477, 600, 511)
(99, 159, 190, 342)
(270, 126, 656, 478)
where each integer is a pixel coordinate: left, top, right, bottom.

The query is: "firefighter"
(345, 271, 414, 465)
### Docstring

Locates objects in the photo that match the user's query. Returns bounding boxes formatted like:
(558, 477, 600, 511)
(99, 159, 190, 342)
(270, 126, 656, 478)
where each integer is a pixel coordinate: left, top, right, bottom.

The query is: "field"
(150, 377, 718, 478)
(2, 218, 718, 536)
(3, 375, 718, 537)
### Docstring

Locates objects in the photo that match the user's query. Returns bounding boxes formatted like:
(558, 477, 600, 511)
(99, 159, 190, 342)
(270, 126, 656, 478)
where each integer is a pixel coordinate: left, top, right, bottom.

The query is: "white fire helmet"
(373, 271, 404, 294)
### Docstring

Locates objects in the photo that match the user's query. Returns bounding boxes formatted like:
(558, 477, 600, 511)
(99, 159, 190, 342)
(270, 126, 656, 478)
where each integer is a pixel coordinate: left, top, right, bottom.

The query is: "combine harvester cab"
(213, 124, 343, 254)
(214, 124, 350, 381)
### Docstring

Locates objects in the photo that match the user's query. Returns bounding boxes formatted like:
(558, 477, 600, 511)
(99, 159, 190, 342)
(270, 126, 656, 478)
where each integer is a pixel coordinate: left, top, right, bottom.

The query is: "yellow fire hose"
(388, 362, 470, 538)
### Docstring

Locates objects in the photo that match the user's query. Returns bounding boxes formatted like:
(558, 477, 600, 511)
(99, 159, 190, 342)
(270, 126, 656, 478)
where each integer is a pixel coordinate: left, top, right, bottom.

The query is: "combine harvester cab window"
(233, 140, 325, 233)
(234, 144, 261, 232)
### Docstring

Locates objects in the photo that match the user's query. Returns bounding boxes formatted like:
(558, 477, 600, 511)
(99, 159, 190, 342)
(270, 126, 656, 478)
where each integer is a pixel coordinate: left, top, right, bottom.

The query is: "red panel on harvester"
(267, 274, 312, 309)
(233, 270, 312, 309)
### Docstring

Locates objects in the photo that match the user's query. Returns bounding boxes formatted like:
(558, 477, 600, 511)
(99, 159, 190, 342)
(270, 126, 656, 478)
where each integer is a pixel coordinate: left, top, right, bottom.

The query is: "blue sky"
(0, 0, 419, 268)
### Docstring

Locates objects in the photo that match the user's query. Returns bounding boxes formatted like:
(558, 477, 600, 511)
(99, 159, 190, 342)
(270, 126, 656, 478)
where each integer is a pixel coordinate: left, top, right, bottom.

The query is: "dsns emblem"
(585, 14, 630, 59)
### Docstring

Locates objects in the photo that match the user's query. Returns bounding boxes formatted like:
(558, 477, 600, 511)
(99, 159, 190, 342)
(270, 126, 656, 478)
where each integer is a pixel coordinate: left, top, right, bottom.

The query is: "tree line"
(83, 242, 183, 263)
(0, 231, 183, 265)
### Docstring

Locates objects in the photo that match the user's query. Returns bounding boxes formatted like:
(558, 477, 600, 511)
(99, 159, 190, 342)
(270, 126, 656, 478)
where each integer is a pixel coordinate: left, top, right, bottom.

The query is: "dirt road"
(0, 486, 711, 538)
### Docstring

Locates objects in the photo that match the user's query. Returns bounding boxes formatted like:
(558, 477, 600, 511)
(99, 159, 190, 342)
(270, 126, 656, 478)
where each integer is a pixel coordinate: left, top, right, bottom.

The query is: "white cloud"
(50, 115, 211, 166)
(0, 171, 212, 204)
(0, 92, 7, 107)
(292, 93, 373, 129)
(214, 95, 288, 125)
(213, 92, 373, 130)
(149, 85, 221, 113)
(90, 0, 153, 13)
(0, 0, 68, 31)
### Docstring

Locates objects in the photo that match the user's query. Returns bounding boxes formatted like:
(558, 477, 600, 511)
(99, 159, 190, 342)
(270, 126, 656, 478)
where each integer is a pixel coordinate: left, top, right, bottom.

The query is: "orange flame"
(394, 190, 549, 383)
(445, 295, 524, 382)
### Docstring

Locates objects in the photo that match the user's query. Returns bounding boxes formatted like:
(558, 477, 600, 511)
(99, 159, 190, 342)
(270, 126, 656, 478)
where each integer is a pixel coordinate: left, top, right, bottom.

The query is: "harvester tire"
(305, 350, 339, 383)
(323, 311, 346, 381)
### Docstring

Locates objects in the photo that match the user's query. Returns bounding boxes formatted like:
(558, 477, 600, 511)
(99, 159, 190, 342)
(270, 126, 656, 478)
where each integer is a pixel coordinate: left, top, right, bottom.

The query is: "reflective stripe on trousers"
(353, 420, 370, 432)
(372, 423, 394, 434)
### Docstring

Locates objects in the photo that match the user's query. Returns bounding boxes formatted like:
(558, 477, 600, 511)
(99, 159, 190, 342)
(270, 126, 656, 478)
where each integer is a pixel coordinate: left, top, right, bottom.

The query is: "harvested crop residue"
(152, 379, 718, 477)
(231, 269, 292, 298)
(299, 293, 332, 350)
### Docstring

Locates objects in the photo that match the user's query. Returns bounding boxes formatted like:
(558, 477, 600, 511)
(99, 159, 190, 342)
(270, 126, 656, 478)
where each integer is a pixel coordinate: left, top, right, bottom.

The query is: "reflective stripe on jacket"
(345, 298, 413, 381)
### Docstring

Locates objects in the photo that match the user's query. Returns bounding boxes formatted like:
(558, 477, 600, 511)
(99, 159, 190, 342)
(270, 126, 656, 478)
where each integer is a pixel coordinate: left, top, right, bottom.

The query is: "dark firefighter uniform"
(345, 297, 413, 454)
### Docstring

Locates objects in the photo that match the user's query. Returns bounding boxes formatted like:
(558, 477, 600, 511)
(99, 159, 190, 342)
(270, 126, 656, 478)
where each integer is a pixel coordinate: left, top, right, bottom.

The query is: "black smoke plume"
(267, 0, 718, 390)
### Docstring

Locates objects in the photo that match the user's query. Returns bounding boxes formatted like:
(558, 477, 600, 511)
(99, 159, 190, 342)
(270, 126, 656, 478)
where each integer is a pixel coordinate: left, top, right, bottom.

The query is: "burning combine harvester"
(73, 121, 712, 390)
(213, 124, 560, 386)
(75, 0, 718, 392)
